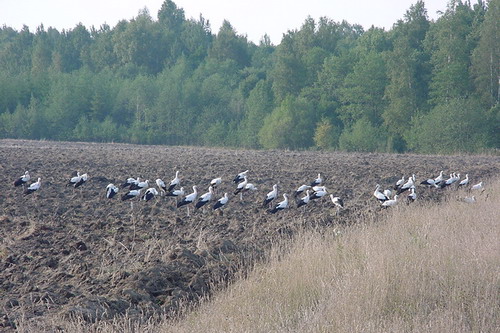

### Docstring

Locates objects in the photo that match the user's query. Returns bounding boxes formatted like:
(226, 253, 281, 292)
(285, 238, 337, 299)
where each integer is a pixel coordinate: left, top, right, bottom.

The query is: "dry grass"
(156, 183, 500, 333)
(15, 183, 500, 333)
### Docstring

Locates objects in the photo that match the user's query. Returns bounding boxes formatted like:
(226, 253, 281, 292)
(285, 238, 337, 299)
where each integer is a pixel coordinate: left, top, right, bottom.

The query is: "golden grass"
(159, 183, 499, 333)
(18, 182, 499, 332)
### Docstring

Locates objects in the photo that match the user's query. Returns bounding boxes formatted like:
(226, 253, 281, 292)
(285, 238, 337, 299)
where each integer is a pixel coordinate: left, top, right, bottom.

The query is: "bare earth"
(1, 139, 499, 330)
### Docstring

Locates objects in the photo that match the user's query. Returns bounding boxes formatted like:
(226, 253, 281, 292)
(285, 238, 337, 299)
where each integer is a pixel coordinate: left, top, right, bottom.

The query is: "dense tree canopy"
(0, 0, 498, 154)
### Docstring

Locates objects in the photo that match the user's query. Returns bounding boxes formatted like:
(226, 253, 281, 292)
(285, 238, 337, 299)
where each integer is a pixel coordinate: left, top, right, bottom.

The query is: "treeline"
(0, 0, 498, 153)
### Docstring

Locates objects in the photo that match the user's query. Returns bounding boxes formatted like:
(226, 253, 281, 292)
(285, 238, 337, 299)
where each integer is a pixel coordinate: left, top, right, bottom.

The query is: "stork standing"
(24, 178, 41, 196)
(177, 186, 198, 216)
(471, 181, 484, 191)
(233, 170, 249, 184)
(310, 173, 323, 187)
(213, 192, 229, 212)
(156, 178, 167, 195)
(130, 178, 149, 191)
(296, 190, 310, 208)
(234, 176, 248, 200)
(74, 173, 88, 188)
(168, 171, 181, 192)
(14, 171, 30, 189)
(458, 174, 469, 187)
(330, 194, 344, 214)
(294, 184, 311, 197)
(262, 184, 278, 208)
(269, 194, 289, 214)
(374, 184, 389, 202)
(407, 186, 416, 202)
(382, 195, 398, 208)
(195, 186, 214, 210)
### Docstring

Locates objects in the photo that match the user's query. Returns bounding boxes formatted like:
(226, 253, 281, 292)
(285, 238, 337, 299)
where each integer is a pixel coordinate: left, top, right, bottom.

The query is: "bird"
(166, 187, 184, 198)
(458, 174, 469, 187)
(463, 196, 476, 203)
(67, 172, 81, 187)
(441, 173, 460, 188)
(244, 183, 258, 192)
(74, 173, 88, 188)
(142, 188, 159, 201)
(213, 192, 229, 211)
(14, 171, 30, 187)
(177, 186, 198, 208)
(471, 182, 483, 191)
(330, 195, 344, 209)
(407, 186, 416, 202)
(210, 177, 222, 188)
(106, 183, 119, 199)
(394, 176, 405, 190)
(294, 184, 311, 197)
(156, 178, 167, 193)
(296, 190, 311, 208)
(310, 173, 323, 187)
(196, 186, 214, 209)
(130, 178, 149, 191)
(420, 178, 436, 187)
(168, 171, 181, 192)
(312, 185, 327, 193)
(233, 170, 248, 183)
(262, 184, 278, 207)
(434, 171, 445, 186)
(269, 194, 289, 214)
(24, 178, 41, 196)
(383, 189, 392, 199)
(382, 195, 398, 208)
(234, 176, 248, 195)
(374, 184, 389, 202)
(397, 176, 414, 194)
(121, 177, 138, 188)
(310, 187, 328, 200)
(121, 189, 142, 201)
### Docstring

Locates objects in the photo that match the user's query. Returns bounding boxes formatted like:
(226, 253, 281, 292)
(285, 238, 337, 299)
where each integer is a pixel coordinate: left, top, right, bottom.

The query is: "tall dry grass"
(18, 182, 499, 332)
(159, 183, 499, 333)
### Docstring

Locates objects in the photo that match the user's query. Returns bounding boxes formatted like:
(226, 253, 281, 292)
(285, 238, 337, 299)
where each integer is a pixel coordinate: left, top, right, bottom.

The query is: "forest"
(0, 0, 498, 153)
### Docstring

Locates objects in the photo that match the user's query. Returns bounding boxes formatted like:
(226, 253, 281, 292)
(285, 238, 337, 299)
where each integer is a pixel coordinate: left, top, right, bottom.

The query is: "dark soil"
(1, 139, 499, 330)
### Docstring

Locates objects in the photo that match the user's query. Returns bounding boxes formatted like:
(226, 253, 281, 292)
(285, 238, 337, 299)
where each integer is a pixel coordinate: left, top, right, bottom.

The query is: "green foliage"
(313, 118, 341, 149)
(0, 0, 495, 154)
(405, 97, 490, 153)
(339, 118, 384, 152)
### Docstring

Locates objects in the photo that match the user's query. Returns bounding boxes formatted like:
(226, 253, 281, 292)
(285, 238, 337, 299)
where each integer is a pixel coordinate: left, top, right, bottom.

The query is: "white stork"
(310, 173, 323, 187)
(394, 176, 405, 190)
(142, 188, 159, 202)
(458, 174, 469, 187)
(471, 182, 484, 191)
(269, 194, 289, 214)
(74, 173, 88, 188)
(195, 186, 214, 209)
(330, 195, 344, 210)
(177, 185, 198, 209)
(294, 184, 311, 197)
(262, 184, 278, 207)
(156, 178, 167, 194)
(121, 189, 142, 201)
(168, 171, 181, 192)
(397, 176, 414, 194)
(233, 170, 249, 184)
(14, 171, 30, 188)
(67, 172, 81, 187)
(210, 177, 222, 188)
(130, 178, 148, 191)
(374, 184, 389, 202)
(434, 171, 444, 186)
(234, 176, 248, 196)
(407, 186, 416, 202)
(213, 193, 229, 211)
(24, 178, 41, 196)
(106, 183, 119, 199)
(463, 196, 476, 203)
(166, 187, 184, 198)
(122, 177, 138, 188)
(244, 183, 258, 192)
(310, 187, 328, 200)
(296, 190, 310, 208)
(382, 195, 398, 208)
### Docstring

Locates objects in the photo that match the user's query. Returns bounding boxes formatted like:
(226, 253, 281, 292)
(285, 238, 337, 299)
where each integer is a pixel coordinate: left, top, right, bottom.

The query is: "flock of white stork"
(13, 169, 484, 215)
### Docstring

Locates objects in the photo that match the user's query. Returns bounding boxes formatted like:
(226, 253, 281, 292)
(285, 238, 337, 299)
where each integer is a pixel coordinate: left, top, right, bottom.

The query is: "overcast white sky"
(1, 0, 450, 44)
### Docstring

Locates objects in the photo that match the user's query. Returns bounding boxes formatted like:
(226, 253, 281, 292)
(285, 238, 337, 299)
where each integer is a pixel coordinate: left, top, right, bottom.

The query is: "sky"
(1, 0, 451, 44)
